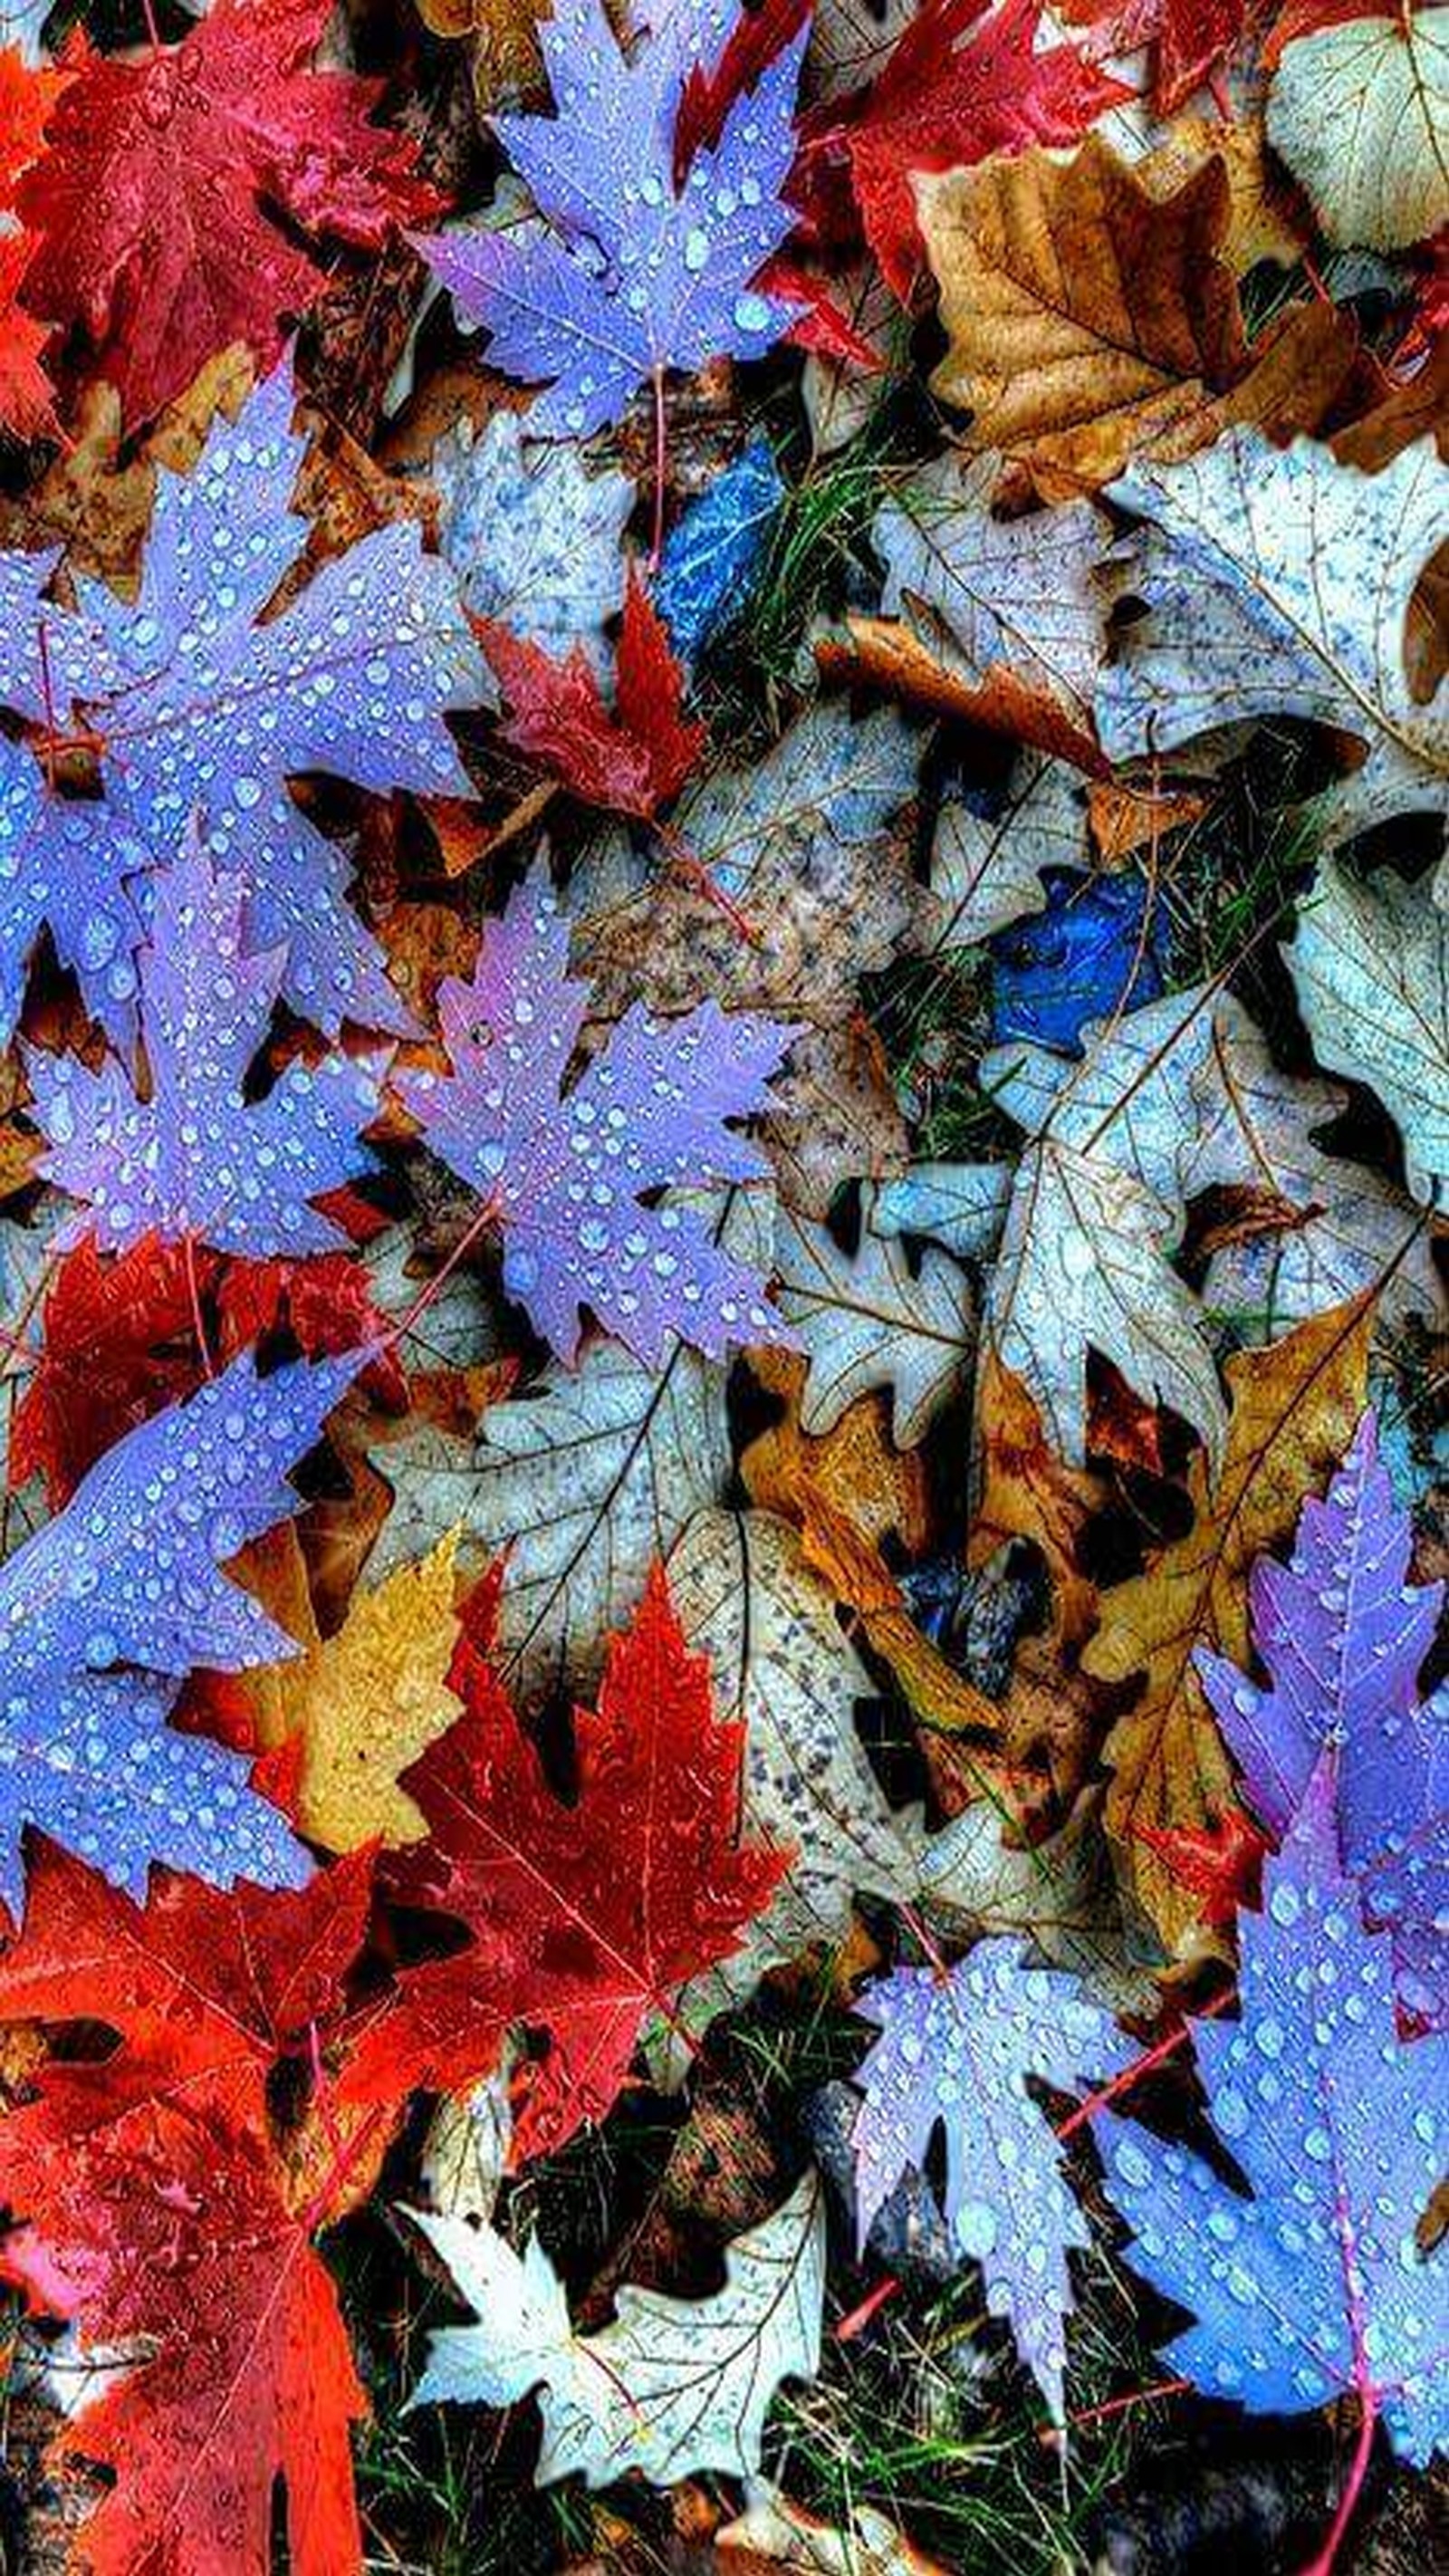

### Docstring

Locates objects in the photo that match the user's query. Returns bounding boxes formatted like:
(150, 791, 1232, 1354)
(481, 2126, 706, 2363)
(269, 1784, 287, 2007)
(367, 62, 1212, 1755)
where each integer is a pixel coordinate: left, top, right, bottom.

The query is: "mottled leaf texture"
(0, 364, 483, 1042)
(417, 0, 807, 433)
(342, 1561, 790, 2152)
(17, 0, 439, 426)
(1097, 431, 1448, 841)
(1268, 7, 1449, 249)
(0, 1843, 383, 2576)
(851, 1947, 1133, 2417)
(432, 409, 635, 675)
(1197, 1410, 1447, 2027)
(1099, 1765, 1448, 2463)
(407, 2168, 826, 2485)
(0, 1347, 360, 1907)
(29, 838, 387, 1258)
(870, 451, 1114, 751)
(398, 864, 794, 1362)
(1285, 855, 1447, 1207)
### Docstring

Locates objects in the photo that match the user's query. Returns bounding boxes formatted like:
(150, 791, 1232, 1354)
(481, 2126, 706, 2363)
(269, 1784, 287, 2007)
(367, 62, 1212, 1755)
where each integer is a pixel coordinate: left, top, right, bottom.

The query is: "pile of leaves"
(0, 3, 1441, 2572)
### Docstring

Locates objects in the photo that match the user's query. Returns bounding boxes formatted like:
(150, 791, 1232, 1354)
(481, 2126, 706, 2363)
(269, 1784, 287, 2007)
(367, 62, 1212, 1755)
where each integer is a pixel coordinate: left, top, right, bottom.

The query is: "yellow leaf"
(917, 137, 1357, 498)
(250, 1532, 465, 1853)
(1084, 1296, 1375, 1955)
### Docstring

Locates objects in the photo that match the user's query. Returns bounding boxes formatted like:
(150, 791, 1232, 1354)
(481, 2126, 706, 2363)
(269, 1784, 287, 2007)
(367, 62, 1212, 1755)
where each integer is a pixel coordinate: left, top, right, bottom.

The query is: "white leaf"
(407, 2169, 826, 2488)
(774, 1206, 974, 1447)
(930, 755, 1088, 949)
(1098, 432, 1447, 838)
(668, 1508, 923, 1953)
(431, 412, 634, 679)
(874, 453, 1113, 734)
(1268, 8, 1449, 250)
(1285, 856, 1449, 1206)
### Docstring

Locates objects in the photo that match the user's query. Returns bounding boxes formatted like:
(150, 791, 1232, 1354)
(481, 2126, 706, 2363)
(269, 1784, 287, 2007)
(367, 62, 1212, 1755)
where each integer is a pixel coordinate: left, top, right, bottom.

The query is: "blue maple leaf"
(655, 437, 785, 662)
(417, 0, 806, 436)
(1099, 1762, 1447, 2465)
(395, 860, 797, 1364)
(0, 1347, 365, 1908)
(849, 1944, 1134, 2421)
(1197, 1409, 1447, 2029)
(28, 834, 388, 1261)
(0, 363, 484, 1044)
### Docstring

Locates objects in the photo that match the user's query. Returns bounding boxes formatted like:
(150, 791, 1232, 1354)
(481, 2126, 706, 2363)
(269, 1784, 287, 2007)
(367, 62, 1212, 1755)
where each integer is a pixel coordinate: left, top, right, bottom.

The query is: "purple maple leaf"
(0, 1347, 366, 1907)
(0, 362, 484, 1044)
(1099, 1762, 1447, 2465)
(395, 862, 795, 1364)
(849, 1945, 1134, 2420)
(1197, 1410, 1447, 2027)
(27, 835, 388, 1261)
(417, 0, 806, 437)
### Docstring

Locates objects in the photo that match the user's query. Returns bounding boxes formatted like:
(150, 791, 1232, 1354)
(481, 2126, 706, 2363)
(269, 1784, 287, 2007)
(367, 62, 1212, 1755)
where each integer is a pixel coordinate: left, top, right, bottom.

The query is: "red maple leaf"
(674, 0, 812, 185)
(0, 231, 55, 436)
(798, 0, 1131, 297)
(0, 1842, 393, 2576)
(11, 1233, 394, 1509)
(477, 565, 705, 821)
(17, 0, 441, 429)
(1134, 1810, 1269, 1928)
(341, 1560, 791, 2156)
(1059, 0, 1247, 110)
(9, 1232, 221, 1508)
(0, 44, 67, 211)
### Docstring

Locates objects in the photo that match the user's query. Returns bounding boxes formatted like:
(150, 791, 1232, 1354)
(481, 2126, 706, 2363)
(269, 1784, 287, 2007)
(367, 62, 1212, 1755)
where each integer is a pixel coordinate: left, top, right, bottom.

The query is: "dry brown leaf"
(760, 1023, 910, 1220)
(917, 138, 1357, 500)
(1084, 1293, 1376, 1956)
(12, 348, 252, 592)
(742, 1348, 933, 1558)
(417, 0, 550, 110)
(816, 620, 1108, 774)
(1333, 333, 1449, 473)
(1143, 116, 1311, 271)
(1088, 779, 1207, 861)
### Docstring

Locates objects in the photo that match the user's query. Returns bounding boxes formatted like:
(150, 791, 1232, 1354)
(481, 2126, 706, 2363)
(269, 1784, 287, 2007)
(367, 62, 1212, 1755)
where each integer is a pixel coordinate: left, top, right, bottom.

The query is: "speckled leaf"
(574, 700, 926, 1028)
(1198, 1409, 1448, 2027)
(398, 863, 796, 1363)
(1096, 432, 1448, 841)
(1099, 1763, 1448, 2462)
(1285, 855, 1448, 1206)
(774, 1206, 974, 1447)
(873, 454, 1113, 745)
(929, 754, 1087, 949)
(0, 1348, 361, 1906)
(28, 838, 387, 1259)
(1268, 8, 1449, 250)
(851, 1947, 1133, 2419)
(431, 409, 635, 677)
(417, 0, 806, 434)
(407, 2168, 826, 2485)
(369, 1329, 732, 1709)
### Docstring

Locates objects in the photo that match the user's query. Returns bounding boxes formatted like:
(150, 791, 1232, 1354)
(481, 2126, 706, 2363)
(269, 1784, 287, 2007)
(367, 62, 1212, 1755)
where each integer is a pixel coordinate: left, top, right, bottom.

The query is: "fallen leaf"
(1085, 1295, 1376, 1952)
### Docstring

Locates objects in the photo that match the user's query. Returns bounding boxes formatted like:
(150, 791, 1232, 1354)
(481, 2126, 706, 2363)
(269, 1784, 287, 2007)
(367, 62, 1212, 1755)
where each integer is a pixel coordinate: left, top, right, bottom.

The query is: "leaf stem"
(648, 363, 667, 572)
(1299, 2390, 1379, 2576)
